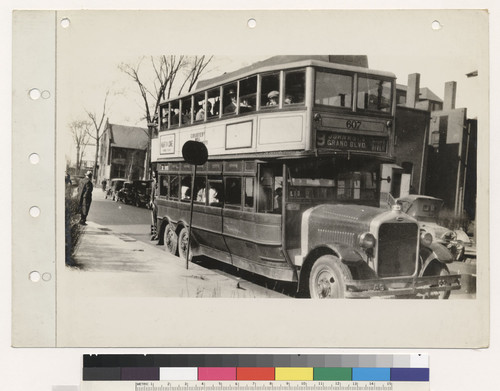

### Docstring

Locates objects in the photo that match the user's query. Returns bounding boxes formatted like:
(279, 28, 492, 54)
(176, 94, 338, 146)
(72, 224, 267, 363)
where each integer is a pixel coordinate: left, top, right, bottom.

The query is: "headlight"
(359, 232, 376, 249)
(420, 232, 433, 247)
(442, 231, 457, 241)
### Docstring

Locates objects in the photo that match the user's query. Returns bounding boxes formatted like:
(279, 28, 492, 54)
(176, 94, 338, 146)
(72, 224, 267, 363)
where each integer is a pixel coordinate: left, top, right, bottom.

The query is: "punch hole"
(247, 18, 257, 29)
(29, 88, 41, 100)
(61, 18, 70, 28)
(29, 153, 40, 165)
(41, 90, 51, 99)
(29, 271, 41, 282)
(431, 20, 442, 30)
(29, 206, 41, 218)
(42, 273, 52, 282)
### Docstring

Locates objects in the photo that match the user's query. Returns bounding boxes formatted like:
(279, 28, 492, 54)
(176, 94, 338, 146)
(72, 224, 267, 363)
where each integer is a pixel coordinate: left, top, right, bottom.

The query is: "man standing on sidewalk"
(150, 170, 158, 240)
(79, 171, 93, 225)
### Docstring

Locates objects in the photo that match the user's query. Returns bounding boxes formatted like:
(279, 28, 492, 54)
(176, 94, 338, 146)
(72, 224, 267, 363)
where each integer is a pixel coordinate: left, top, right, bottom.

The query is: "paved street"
(80, 193, 476, 299)
(77, 194, 289, 298)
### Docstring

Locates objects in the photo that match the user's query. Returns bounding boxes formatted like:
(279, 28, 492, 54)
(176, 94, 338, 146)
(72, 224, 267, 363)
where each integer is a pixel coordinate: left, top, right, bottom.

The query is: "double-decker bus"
(152, 56, 460, 298)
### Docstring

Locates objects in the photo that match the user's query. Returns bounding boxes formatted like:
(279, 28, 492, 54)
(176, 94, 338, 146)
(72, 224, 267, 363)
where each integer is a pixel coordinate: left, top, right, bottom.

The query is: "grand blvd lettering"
(316, 131, 387, 153)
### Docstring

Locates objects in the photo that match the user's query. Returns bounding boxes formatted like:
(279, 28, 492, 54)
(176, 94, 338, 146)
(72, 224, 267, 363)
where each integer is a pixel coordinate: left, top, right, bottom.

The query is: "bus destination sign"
(316, 131, 387, 153)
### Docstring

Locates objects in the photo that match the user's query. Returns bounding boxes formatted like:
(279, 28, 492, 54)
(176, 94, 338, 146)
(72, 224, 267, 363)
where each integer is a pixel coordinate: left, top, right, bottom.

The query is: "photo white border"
(2, 1, 498, 390)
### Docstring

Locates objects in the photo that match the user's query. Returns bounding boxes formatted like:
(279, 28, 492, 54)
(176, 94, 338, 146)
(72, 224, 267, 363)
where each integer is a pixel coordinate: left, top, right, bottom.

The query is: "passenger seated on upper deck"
(224, 89, 238, 114)
(266, 90, 279, 106)
(196, 101, 212, 121)
(172, 109, 181, 126)
(212, 98, 220, 116)
(239, 98, 253, 113)
(284, 94, 293, 105)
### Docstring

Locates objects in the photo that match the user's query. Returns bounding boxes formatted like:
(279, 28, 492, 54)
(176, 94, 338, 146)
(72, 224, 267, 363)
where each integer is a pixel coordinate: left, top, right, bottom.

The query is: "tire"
(178, 227, 194, 262)
(164, 224, 178, 255)
(309, 255, 352, 299)
(423, 262, 451, 299)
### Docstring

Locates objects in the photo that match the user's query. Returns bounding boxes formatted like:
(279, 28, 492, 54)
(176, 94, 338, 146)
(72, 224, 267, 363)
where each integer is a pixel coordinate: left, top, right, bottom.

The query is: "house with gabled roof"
(97, 121, 149, 184)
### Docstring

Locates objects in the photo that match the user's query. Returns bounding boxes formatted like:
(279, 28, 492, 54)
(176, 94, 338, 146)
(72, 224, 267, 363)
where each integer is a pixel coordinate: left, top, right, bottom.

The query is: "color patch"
(237, 367, 275, 380)
(391, 368, 429, 381)
(275, 367, 314, 381)
(198, 367, 236, 381)
(352, 368, 390, 381)
(159, 367, 198, 381)
(314, 367, 352, 381)
(82, 367, 121, 381)
(121, 367, 159, 380)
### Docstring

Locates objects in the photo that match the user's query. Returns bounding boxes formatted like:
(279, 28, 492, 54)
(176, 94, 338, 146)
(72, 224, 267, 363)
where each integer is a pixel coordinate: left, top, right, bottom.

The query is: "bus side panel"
(222, 209, 294, 281)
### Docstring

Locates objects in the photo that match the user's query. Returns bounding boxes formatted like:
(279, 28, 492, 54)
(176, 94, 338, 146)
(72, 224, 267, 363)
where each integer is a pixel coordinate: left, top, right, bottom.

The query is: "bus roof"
(162, 55, 396, 104)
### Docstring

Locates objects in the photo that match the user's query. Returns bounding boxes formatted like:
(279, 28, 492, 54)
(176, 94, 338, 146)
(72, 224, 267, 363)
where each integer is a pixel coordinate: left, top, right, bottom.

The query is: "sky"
(57, 10, 488, 165)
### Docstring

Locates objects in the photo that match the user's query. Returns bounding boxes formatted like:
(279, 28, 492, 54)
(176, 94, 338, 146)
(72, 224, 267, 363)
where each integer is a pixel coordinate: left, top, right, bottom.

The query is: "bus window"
(159, 175, 169, 197)
(194, 92, 206, 122)
(223, 83, 238, 115)
(239, 76, 257, 113)
(244, 177, 254, 209)
(181, 97, 192, 125)
(193, 176, 206, 203)
(357, 76, 392, 112)
(224, 177, 242, 208)
(171, 100, 181, 127)
(206, 178, 223, 207)
(160, 106, 169, 131)
(258, 166, 275, 213)
(261, 72, 280, 108)
(315, 71, 353, 108)
(169, 175, 179, 200)
(284, 70, 305, 105)
(273, 175, 283, 213)
(208, 88, 220, 118)
(181, 175, 191, 201)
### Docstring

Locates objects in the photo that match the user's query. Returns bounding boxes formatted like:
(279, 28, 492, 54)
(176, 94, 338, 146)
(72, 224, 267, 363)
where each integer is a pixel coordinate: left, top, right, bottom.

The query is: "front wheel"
(423, 261, 451, 299)
(309, 255, 352, 299)
(164, 225, 178, 255)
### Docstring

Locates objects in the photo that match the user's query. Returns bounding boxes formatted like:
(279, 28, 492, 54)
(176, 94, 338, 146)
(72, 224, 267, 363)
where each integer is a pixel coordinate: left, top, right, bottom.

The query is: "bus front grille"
(377, 222, 418, 278)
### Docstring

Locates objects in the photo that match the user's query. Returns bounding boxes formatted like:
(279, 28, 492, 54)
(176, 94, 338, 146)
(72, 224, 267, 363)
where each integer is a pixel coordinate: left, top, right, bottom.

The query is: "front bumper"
(345, 274, 461, 298)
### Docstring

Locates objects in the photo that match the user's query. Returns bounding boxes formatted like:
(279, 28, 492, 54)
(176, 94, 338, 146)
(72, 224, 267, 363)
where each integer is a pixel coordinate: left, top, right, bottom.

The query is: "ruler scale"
(81, 355, 429, 391)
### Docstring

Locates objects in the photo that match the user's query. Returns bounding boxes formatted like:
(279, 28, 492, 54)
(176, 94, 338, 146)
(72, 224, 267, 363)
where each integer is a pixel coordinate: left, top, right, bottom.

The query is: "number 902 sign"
(346, 120, 362, 130)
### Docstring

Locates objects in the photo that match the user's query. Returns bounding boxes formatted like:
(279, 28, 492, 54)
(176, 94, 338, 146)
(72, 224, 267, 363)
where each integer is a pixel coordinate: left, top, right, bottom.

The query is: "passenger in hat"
(79, 171, 93, 225)
(224, 88, 238, 114)
(267, 90, 279, 106)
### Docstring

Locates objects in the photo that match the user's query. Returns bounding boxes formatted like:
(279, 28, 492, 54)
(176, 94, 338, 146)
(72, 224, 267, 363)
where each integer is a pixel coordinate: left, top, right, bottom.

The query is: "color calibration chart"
(81, 354, 429, 391)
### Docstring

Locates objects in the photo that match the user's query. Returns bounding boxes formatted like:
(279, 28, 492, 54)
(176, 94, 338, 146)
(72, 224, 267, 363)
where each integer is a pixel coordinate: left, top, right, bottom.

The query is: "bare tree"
(85, 90, 110, 182)
(119, 55, 213, 179)
(69, 120, 92, 173)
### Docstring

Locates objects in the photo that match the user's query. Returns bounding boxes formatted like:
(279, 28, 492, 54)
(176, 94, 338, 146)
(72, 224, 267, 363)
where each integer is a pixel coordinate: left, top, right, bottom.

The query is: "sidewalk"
(72, 221, 287, 298)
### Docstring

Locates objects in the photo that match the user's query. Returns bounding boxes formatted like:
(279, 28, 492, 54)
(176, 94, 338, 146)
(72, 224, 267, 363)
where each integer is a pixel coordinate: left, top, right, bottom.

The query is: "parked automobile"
(116, 181, 135, 204)
(105, 178, 126, 201)
(131, 180, 153, 207)
(397, 195, 466, 262)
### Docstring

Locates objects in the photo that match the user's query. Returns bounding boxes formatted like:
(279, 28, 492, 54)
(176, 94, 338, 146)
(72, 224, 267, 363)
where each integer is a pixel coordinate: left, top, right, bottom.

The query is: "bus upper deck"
(154, 57, 396, 163)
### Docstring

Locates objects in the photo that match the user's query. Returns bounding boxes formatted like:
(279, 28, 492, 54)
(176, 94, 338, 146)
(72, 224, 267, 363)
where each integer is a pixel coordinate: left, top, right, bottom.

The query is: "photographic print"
(12, 10, 489, 347)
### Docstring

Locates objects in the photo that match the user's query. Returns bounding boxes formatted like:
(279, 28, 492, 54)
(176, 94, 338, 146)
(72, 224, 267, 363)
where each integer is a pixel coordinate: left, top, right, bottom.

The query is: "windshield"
(287, 158, 380, 207)
(314, 70, 393, 114)
(357, 76, 392, 113)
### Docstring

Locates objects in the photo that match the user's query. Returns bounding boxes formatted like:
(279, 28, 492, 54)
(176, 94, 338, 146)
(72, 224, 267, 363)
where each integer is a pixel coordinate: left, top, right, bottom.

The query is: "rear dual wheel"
(164, 225, 178, 255)
(178, 228, 193, 262)
(309, 255, 352, 299)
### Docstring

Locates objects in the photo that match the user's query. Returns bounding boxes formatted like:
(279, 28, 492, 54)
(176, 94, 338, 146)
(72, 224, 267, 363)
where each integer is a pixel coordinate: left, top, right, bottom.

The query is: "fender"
(420, 242, 454, 274)
(297, 243, 366, 294)
(306, 243, 366, 266)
